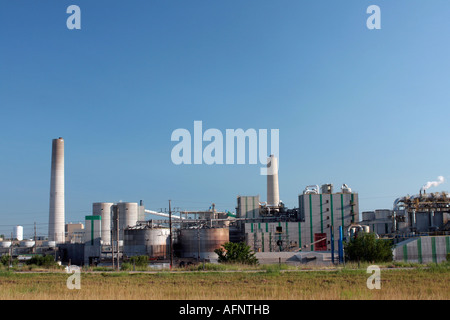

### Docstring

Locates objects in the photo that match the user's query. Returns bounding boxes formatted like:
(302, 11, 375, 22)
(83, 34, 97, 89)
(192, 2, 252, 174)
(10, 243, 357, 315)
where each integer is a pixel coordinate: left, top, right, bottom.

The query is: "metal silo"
(0, 241, 12, 248)
(112, 202, 139, 241)
(14, 226, 23, 241)
(93, 202, 114, 245)
(48, 137, 65, 243)
(179, 227, 229, 261)
(123, 226, 170, 258)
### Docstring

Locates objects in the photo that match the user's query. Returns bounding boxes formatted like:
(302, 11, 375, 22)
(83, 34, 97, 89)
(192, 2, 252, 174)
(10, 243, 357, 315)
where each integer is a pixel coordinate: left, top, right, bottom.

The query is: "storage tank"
(14, 225, 23, 241)
(20, 240, 35, 247)
(44, 240, 56, 248)
(0, 241, 12, 248)
(112, 202, 139, 241)
(362, 211, 375, 221)
(375, 209, 391, 220)
(179, 227, 229, 261)
(93, 202, 114, 245)
(123, 227, 170, 258)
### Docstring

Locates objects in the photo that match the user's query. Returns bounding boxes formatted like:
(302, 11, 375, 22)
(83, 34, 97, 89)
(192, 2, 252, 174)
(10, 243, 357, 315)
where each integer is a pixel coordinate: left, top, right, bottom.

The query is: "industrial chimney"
(48, 137, 65, 243)
(266, 154, 280, 209)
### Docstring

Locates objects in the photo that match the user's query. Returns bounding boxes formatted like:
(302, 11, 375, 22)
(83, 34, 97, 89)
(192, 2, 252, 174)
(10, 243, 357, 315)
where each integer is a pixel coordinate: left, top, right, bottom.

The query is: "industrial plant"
(0, 139, 449, 267)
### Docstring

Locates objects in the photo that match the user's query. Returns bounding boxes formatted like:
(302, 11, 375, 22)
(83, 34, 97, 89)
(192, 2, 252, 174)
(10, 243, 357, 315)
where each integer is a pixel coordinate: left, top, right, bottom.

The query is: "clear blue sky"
(1, 1, 449, 238)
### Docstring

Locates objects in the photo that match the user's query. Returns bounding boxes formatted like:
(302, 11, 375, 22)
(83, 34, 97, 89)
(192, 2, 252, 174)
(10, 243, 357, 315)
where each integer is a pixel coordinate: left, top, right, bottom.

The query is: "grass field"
(0, 262, 449, 300)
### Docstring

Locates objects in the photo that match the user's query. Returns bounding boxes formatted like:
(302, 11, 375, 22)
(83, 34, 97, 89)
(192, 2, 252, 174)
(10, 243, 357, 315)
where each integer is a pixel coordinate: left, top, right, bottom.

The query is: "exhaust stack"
(267, 155, 280, 209)
(48, 137, 65, 243)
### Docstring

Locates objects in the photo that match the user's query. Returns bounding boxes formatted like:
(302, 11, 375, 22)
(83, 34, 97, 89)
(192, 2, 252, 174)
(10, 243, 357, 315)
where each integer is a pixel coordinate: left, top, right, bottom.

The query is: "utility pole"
(169, 200, 173, 270)
(197, 227, 200, 263)
(111, 221, 115, 270)
(33, 222, 37, 254)
(9, 232, 13, 268)
(116, 207, 120, 271)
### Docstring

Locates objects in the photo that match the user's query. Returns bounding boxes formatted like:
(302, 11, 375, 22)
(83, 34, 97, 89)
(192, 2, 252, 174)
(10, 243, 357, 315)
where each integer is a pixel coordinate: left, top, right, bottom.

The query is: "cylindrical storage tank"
(44, 240, 56, 248)
(179, 227, 229, 261)
(15, 226, 23, 241)
(362, 211, 375, 221)
(113, 203, 138, 241)
(20, 240, 35, 248)
(0, 241, 12, 248)
(93, 202, 114, 245)
(375, 210, 390, 220)
(123, 227, 170, 258)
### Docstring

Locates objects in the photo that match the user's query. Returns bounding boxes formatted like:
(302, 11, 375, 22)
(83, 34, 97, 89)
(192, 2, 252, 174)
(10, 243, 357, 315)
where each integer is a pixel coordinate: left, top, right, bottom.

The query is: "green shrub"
(128, 255, 149, 267)
(121, 255, 149, 271)
(120, 262, 132, 271)
(344, 233, 394, 263)
(214, 242, 258, 265)
(26, 255, 58, 267)
(0, 255, 16, 266)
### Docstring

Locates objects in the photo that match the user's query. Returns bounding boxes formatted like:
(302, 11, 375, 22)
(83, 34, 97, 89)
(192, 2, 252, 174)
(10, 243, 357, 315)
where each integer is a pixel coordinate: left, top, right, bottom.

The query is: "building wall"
(84, 216, 101, 245)
(245, 222, 302, 252)
(237, 196, 260, 219)
(362, 209, 450, 234)
(394, 236, 450, 264)
(299, 192, 359, 251)
(66, 223, 84, 243)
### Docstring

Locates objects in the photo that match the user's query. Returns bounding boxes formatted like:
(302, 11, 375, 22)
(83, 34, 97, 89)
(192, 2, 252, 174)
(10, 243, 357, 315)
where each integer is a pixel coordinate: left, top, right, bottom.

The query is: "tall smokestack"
(48, 137, 65, 243)
(267, 154, 280, 208)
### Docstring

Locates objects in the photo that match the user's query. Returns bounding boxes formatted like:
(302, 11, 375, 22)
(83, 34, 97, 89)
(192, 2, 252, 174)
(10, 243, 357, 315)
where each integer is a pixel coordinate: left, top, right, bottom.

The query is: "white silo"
(93, 202, 114, 245)
(112, 202, 138, 241)
(15, 225, 23, 241)
(48, 137, 65, 243)
(266, 155, 280, 209)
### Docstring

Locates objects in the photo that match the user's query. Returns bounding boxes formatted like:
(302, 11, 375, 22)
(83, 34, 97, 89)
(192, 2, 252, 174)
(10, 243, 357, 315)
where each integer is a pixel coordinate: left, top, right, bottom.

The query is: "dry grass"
(0, 265, 448, 300)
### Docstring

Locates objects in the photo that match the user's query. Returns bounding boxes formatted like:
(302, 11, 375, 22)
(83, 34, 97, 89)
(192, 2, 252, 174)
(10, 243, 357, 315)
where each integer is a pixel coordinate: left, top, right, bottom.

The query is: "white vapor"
(422, 176, 445, 191)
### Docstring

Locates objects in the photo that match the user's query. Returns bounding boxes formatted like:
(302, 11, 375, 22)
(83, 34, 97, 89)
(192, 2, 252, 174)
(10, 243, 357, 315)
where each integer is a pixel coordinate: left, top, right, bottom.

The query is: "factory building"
(8, 139, 446, 267)
(240, 183, 359, 253)
(66, 222, 84, 243)
(237, 155, 361, 254)
(236, 196, 260, 219)
(361, 191, 450, 236)
(299, 184, 359, 251)
(84, 215, 102, 265)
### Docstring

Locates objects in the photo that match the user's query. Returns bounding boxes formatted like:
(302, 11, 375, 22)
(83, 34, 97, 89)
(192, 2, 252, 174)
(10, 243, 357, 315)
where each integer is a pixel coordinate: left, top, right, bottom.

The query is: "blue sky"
(1, 1, 449, 238)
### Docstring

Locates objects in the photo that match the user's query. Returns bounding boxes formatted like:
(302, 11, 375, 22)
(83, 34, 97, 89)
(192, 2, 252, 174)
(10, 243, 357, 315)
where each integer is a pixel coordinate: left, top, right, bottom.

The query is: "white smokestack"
(422, 175, 444, 192)
(267, 155, 280, 208)
(48, 137, 65, 243)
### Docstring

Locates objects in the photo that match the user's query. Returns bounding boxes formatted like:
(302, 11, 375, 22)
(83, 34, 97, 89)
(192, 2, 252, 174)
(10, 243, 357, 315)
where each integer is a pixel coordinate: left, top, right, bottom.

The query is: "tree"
(0, 255, 17, 266)
(214, 242, 258, 265)
(129, 255, 148, 267)
(27, 255, 58, 267)
(344, 233, 394, 263)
